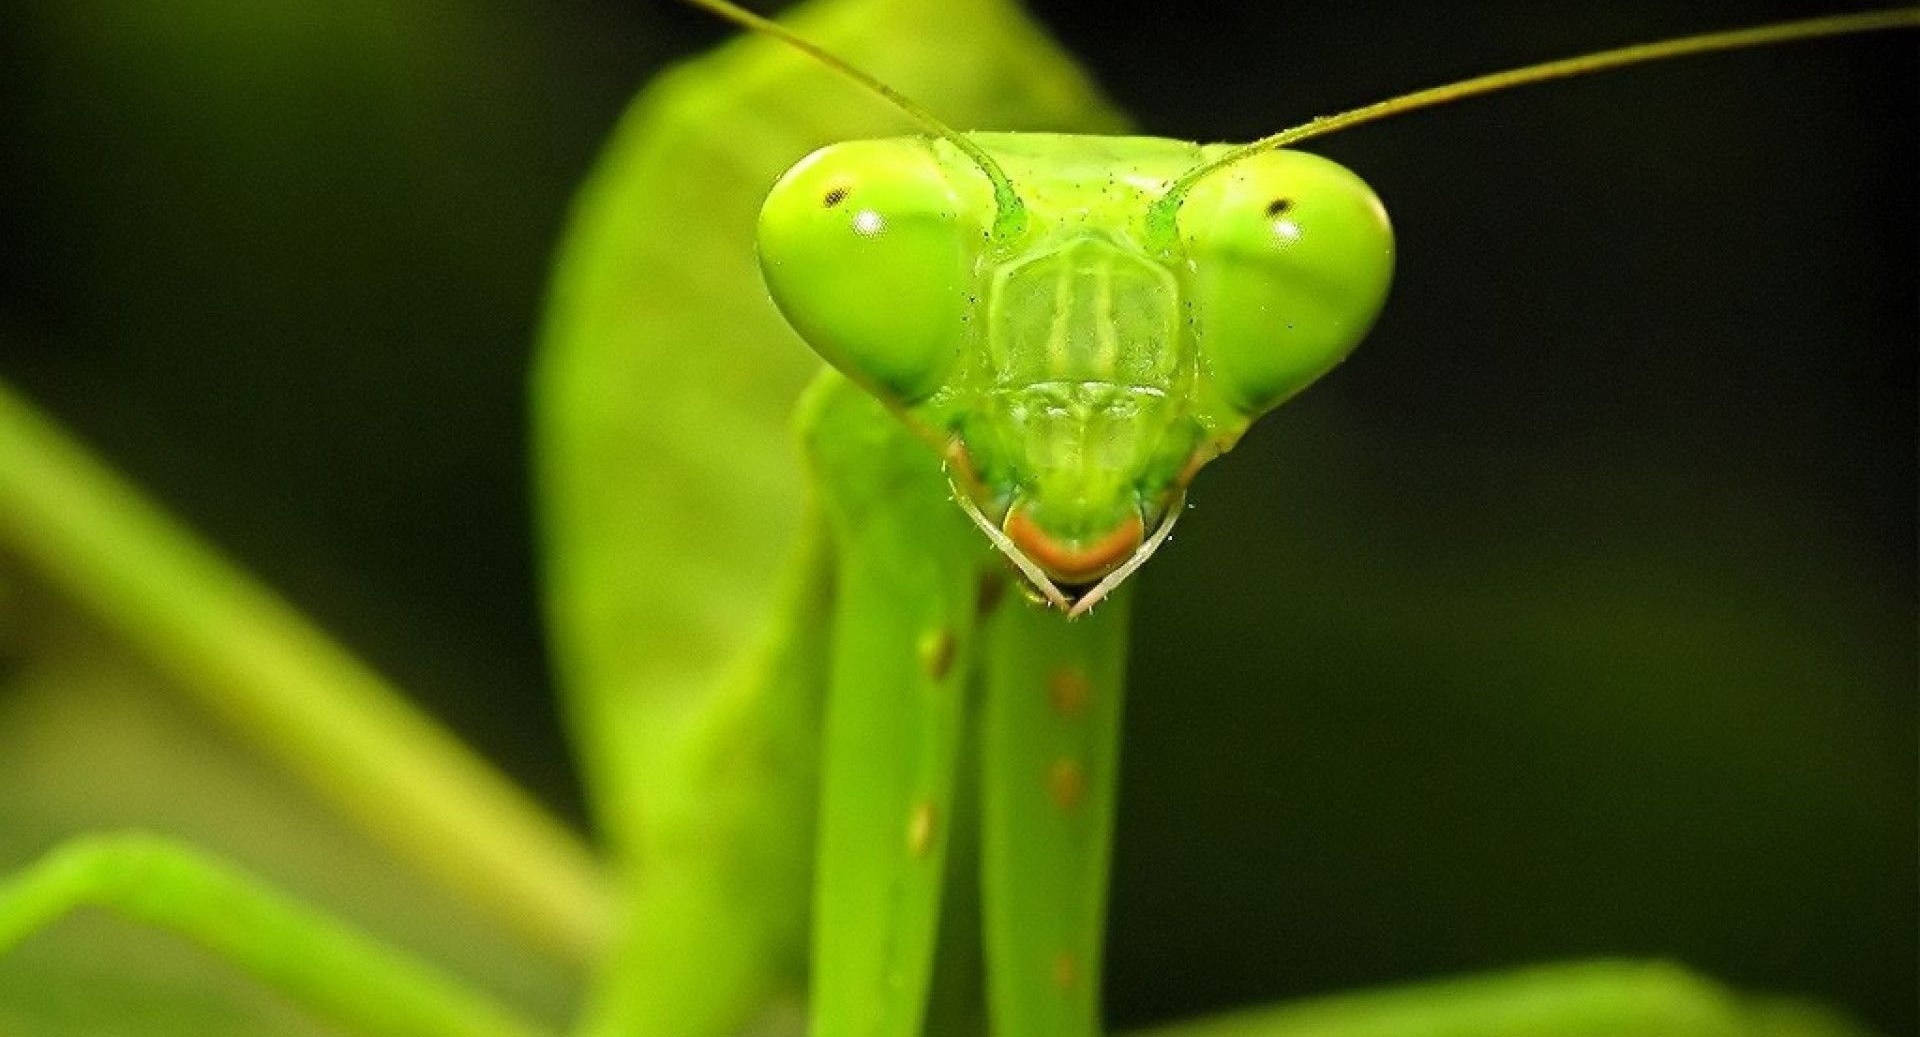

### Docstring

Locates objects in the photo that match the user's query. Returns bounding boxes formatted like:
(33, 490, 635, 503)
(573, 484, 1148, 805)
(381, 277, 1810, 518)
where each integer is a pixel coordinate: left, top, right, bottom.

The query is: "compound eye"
(758, 139, 985, 403)
(1177, 149, 1394, 418)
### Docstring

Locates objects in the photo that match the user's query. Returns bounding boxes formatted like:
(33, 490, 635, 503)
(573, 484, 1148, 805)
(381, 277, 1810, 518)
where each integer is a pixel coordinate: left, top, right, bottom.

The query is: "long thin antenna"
(1148, 7, 1920, 242)
(682, 0, 1028, 236)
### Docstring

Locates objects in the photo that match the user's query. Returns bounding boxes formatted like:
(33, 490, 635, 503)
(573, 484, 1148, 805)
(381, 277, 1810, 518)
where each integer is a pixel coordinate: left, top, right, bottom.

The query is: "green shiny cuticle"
(759, 138, 983, 405)
(760, 133, 1392, 607)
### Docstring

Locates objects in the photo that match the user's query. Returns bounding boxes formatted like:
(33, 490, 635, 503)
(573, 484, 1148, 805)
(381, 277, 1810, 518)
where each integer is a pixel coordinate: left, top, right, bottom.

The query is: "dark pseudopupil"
(1265, 197, 1292, 217)
(822, 185, 850, 208)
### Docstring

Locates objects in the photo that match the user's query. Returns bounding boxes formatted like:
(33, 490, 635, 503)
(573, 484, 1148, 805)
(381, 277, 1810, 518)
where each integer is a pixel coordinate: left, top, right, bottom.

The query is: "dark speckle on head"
(1265, 197, 1293, 217)
(822, 185, 849, 208)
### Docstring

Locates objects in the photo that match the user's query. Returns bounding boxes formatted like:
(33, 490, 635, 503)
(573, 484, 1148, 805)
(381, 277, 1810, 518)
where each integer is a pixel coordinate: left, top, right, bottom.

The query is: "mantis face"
(759, 132, 1393, 609)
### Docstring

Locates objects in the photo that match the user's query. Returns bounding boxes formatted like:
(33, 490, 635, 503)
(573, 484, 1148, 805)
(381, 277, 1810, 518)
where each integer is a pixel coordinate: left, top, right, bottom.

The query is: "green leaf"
(1126, 960, 1879, 1037)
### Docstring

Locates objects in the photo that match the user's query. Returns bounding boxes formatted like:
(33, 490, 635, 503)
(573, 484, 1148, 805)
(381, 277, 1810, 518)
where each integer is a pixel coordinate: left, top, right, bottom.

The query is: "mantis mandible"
(0, 0, 1909, 1034)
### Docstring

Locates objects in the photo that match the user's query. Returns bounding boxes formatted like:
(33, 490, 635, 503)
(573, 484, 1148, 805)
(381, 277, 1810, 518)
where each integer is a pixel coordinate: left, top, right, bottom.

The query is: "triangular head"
(758, 132, 1393, 612)
(720, 0, 1916, 613)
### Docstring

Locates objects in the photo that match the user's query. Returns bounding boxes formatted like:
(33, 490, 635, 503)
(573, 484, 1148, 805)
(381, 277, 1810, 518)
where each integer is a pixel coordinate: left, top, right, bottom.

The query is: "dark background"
(2, 0, 1913, 1032)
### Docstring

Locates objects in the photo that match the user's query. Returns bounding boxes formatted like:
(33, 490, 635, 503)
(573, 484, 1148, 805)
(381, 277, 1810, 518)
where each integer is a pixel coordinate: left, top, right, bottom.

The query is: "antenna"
(682, 0, 1028, 237)
(1147, 7, 1920, 243)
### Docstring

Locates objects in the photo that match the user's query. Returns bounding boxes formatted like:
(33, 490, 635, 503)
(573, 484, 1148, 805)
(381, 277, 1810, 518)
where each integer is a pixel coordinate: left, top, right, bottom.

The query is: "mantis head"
(757, 134, 1394, 613)
(694, 0, 1912, 614)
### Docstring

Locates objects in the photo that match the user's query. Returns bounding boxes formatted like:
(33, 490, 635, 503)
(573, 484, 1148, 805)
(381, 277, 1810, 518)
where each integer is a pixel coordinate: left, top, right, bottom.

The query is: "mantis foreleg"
(983, 589, 1131, 1036)
(805, 373, 990, 1035)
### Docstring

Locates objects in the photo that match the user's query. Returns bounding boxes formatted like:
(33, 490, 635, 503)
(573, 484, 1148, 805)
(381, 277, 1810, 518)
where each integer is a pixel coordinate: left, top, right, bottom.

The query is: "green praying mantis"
(0, 0, 1912, 1034)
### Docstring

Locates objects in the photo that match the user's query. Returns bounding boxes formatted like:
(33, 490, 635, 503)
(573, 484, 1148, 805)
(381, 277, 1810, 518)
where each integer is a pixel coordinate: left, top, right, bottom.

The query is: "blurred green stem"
(0, 833, 552, 1037)
(1127, 960, 1873, 1037)
(0, 379, 608, 960)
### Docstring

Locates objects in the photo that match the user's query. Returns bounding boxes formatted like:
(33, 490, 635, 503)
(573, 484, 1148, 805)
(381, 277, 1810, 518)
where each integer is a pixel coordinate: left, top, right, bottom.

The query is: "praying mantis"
(0, 0, 1911, 1034)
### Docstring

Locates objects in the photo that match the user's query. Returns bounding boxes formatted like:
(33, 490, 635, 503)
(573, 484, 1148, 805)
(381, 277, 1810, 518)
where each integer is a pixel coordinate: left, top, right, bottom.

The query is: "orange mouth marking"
(1004, 507, 1145, 586)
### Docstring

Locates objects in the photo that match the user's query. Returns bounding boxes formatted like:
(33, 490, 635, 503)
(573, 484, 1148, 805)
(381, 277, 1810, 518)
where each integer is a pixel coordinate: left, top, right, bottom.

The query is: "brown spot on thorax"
(976, 570, 1008, 617)
(918, 628, 956, 681)
(1048, 666, 1091, 718)
(1048, 758, 1086, 811)
(1051, 951, 1078, 990)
